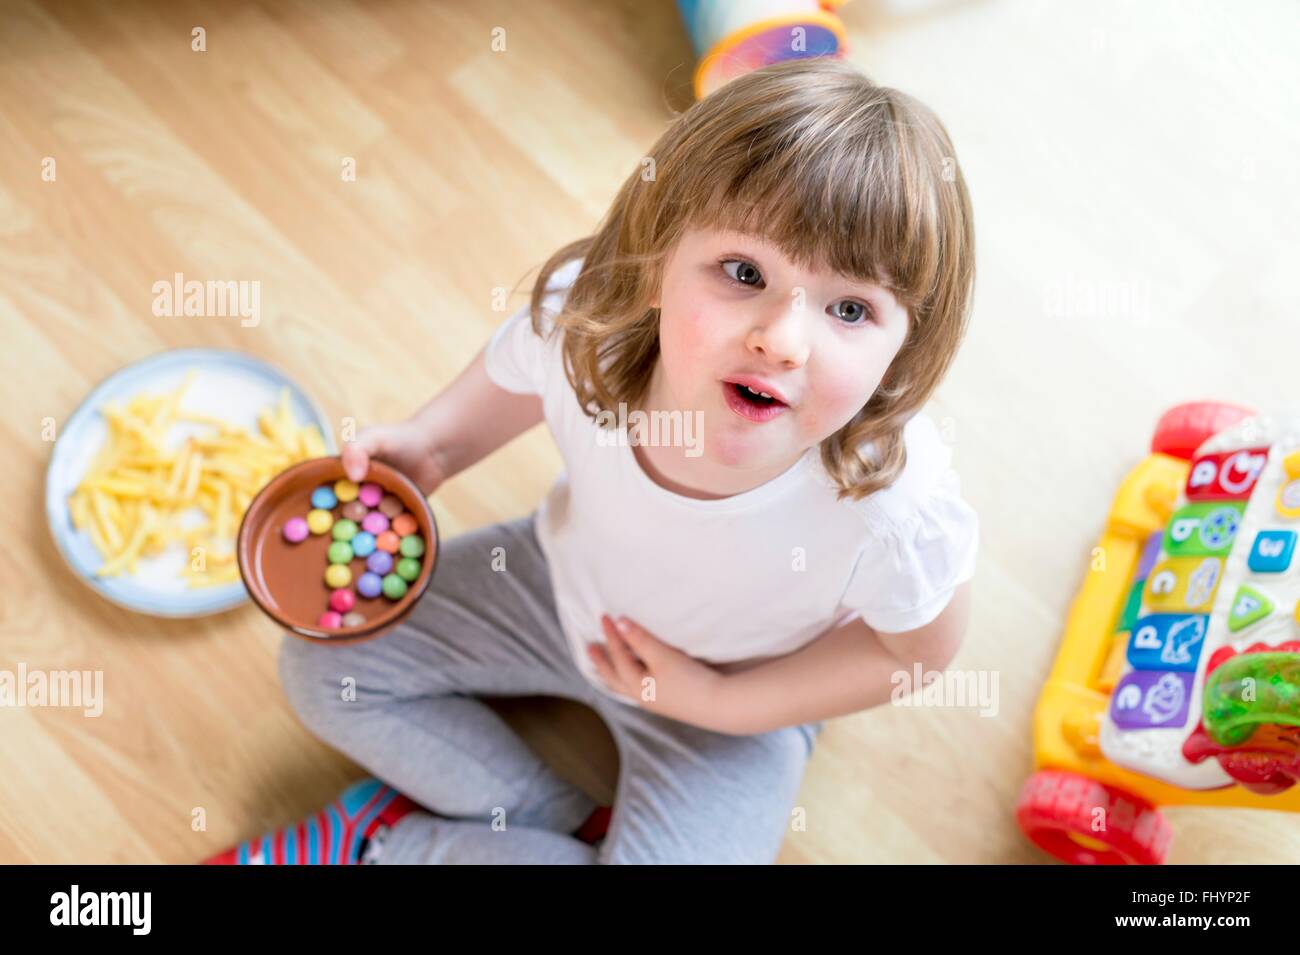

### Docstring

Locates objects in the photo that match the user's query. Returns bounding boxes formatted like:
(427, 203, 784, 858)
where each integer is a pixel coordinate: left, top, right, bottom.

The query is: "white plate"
(45, 348, 336, 618)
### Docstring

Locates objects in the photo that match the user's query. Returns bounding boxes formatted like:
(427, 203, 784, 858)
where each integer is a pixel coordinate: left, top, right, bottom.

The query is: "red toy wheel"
(1016, 769, 1172, 864)
(1150, 401, 1256, 461)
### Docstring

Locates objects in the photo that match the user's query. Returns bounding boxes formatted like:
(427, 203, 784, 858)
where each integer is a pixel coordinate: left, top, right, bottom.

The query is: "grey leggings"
(278, 513, 822, 864)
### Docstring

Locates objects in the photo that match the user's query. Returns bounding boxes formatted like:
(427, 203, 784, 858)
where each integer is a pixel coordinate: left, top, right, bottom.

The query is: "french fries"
(68, 373, 327, 588)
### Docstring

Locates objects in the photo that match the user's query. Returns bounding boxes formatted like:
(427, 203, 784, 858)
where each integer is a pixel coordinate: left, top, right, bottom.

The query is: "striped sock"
(204, 778, 421, 865)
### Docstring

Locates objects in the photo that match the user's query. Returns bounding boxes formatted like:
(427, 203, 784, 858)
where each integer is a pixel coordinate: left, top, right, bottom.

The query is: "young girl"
(208, 56, 978, 865)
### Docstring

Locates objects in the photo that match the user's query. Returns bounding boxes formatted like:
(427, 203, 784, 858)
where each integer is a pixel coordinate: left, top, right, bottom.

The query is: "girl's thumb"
(341, 432, 378, 482)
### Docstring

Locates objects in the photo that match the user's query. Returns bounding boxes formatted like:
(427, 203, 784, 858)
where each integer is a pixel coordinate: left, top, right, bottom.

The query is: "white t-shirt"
(483, 258, 979, 705)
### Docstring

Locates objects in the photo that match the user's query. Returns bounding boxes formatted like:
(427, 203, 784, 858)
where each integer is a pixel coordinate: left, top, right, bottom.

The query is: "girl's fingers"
(341, 442, 369, 482)
(612, 617, 657, 663)
(586, 643, 617, 686)
(601, 615, 643, 682)
(342, 428, 389, 482)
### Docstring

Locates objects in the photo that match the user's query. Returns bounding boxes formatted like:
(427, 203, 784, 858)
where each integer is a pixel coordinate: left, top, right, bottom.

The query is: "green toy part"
(1203, 652, 1300, 746)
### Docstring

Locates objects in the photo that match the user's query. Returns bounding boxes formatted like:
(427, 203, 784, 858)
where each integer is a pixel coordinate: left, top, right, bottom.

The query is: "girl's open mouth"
(722, 381, 788, 423)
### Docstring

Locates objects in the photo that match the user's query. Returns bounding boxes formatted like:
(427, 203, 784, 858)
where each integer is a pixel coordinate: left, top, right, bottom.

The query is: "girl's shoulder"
(824, 412, 973, 540)
(546, 257, 585, 294)
(826, 412, 980, 633)
(484, 258, 584, 396)
(535, 257, 585, 327)
(811, 410, 977, 566)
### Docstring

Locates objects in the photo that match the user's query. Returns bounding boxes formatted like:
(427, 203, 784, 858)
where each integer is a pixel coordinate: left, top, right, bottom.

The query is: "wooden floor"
(2, 0, 1298, 863)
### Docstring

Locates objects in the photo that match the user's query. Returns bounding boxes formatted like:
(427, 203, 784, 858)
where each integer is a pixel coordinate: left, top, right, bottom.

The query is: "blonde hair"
(524, 57, 975, 501)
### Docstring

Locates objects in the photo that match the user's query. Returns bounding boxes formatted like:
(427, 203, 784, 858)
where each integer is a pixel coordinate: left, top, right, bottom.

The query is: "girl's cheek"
(679, 309, 711, 348)
(804, 364, 885, 435)
(821, 366, 876, 414)
(663, 309, 712, 367)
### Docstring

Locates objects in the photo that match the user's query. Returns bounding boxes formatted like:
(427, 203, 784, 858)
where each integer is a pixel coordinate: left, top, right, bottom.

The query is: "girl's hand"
(341, 420, 448, 496)
(587, 615, 731, 731)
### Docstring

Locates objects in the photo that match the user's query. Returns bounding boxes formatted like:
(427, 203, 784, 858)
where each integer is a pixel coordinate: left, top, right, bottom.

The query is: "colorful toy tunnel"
(676, 0, 852, 99)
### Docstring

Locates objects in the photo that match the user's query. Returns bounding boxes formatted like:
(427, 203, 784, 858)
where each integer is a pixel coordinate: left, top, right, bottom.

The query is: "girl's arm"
(343, 346, 545, 491)
(414, 347, 545, 480)
(713, 580, 974, 735)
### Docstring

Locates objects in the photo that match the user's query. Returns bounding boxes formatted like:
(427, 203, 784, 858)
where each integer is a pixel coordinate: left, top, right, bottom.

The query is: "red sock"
(573, 805, 612, 845)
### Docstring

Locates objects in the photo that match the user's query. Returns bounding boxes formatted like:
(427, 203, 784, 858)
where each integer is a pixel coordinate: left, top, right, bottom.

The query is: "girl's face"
(650, 227, 911, 471)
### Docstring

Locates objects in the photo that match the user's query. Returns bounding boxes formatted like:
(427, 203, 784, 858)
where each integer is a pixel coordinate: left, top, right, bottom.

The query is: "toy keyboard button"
(1226, 584, 1274, 632)
(1248, 529, 1296, 573)
(1277, 478, 1300, 520)
(1143, 556, 1223, 613)
(1110, 670, 1194, 729)
(1185, 448, 1269, 501)
(1162, 503, 1244, 557)
(1126, 614, 1208, 672)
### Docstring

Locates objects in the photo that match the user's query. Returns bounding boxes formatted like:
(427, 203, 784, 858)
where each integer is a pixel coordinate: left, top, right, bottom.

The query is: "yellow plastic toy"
(1018, 402, 1300, 864)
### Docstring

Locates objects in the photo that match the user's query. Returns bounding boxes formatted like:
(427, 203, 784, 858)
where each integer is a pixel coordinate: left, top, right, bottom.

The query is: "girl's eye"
(830, 299, 874, 325)
(720, 259, 875, 326)
(720, 259, 764, 288)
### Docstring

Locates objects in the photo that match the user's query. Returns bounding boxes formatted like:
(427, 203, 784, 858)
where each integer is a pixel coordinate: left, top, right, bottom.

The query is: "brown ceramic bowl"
(237, 457, 439, 645)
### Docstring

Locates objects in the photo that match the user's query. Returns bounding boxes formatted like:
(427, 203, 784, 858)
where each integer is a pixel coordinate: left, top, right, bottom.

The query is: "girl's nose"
(746, 304, 811, 368)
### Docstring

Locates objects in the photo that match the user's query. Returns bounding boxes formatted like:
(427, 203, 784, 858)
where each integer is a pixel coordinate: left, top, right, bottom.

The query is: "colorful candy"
(282, 517, 309, 543)
(324, 564, 352, 588)
(311, 485, 338, 510)
(382, 573, 408, 600)
(351, 531, 376, 558)
(287, 477, 429, 632)
(307, 509, 334, 535)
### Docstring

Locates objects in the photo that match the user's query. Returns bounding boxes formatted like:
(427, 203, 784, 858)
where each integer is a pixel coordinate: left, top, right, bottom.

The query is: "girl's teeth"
(745, 386, 773, 399)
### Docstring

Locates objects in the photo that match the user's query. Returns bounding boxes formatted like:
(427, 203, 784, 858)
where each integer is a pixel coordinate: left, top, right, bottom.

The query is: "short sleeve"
(483, 303, 551, 396)
(482, 258, 583, 396)
(840, 416, 980, 633)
